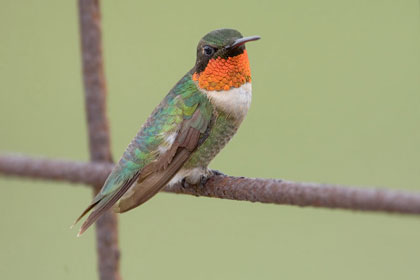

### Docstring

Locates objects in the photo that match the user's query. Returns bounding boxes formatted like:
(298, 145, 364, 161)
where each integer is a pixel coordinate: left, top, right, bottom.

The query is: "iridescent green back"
(98, 72, 213, 197)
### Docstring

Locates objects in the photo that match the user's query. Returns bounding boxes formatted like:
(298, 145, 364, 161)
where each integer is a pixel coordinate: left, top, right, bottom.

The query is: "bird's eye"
(203, 46, 215, 56)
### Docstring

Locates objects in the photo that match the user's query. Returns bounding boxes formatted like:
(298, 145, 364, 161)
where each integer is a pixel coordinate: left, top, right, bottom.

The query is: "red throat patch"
(192, 50, 251, 91)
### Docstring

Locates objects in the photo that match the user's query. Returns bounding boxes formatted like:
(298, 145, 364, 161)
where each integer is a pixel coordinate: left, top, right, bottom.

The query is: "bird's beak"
(227, 35, 261, 49)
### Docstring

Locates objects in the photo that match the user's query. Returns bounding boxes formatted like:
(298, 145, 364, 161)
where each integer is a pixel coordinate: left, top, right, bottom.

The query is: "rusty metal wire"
(0, 155, 112, 185)
(1, 154, 420, 215)
(78, 1, 120, 279)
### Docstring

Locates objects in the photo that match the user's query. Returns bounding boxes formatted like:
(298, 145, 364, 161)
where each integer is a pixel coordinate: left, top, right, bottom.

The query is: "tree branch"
(78, 1, 120, 279)
(1, 154, 419, 215)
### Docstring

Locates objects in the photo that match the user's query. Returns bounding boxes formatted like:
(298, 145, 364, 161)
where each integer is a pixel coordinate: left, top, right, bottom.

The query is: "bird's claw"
(210, 169, 225, 177)
(199, 175, 210, 188)
(181, 175, 210, 189)
(181, 178, 191, 189)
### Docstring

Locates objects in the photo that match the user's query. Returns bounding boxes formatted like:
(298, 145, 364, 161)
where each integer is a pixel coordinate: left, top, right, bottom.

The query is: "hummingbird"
(74, 28, 260, 236)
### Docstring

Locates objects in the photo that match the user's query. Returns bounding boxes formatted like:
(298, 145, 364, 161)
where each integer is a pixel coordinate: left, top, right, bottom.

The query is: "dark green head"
(194, 29, 260, 74)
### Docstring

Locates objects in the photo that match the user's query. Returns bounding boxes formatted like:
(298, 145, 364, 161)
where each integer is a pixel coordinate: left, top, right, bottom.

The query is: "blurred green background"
(1, 0, 420, 279)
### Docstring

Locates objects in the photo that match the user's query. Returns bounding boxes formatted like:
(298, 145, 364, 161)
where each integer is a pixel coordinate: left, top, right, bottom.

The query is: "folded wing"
(74, 76, 213, 236)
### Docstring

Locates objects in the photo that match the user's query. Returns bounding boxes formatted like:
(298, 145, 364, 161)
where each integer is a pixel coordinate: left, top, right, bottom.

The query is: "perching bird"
(74, 28, 260, 236)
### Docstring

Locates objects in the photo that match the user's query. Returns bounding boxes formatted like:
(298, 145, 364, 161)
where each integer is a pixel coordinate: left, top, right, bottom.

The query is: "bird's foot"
(180, 176, 206, 197)
(197, 170, 224, 188)
(181, 176, 208, 189)
(181, 177, 192, 189)
(210, 169, 225, 177)
(180, 169, 221, 191)
(199, 174, 210, 188)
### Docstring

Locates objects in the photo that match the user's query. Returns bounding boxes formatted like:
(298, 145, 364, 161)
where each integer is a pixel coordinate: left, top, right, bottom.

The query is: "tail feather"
(71, 199, 101, 229)
(75, 172, 140, 236)
(77, 186, 128, 236)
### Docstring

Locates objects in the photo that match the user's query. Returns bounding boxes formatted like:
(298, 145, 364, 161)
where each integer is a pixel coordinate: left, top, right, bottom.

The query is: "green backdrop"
(1, 1, 419, 279)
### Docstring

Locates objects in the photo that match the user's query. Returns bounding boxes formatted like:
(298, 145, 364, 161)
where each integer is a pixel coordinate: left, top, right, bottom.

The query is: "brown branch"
(0, 155, 112, 185)
(1, 154, 420, 215)
(79, 0, 112, 163)
(78, 1, 120, 280)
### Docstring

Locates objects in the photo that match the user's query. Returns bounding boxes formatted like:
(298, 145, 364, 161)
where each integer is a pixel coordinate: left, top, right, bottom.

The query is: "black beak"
(227, 35, 261, 49)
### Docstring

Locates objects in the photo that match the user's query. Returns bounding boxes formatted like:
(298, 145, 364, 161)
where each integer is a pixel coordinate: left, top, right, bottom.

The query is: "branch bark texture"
(1, 155, 420, 215)
(78, 1, 120, 279)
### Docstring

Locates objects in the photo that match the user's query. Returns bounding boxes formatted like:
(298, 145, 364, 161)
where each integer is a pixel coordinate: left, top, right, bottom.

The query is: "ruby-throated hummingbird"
(74, 29, 260, 236)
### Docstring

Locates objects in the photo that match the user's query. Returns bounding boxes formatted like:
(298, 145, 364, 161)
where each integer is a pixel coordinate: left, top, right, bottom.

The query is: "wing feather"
(73, 73, 213, 235)
(114, 109, 208, 213)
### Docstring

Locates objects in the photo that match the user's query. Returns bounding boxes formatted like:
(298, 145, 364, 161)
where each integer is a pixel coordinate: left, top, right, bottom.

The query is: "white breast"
(202, 82, 252, 121)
